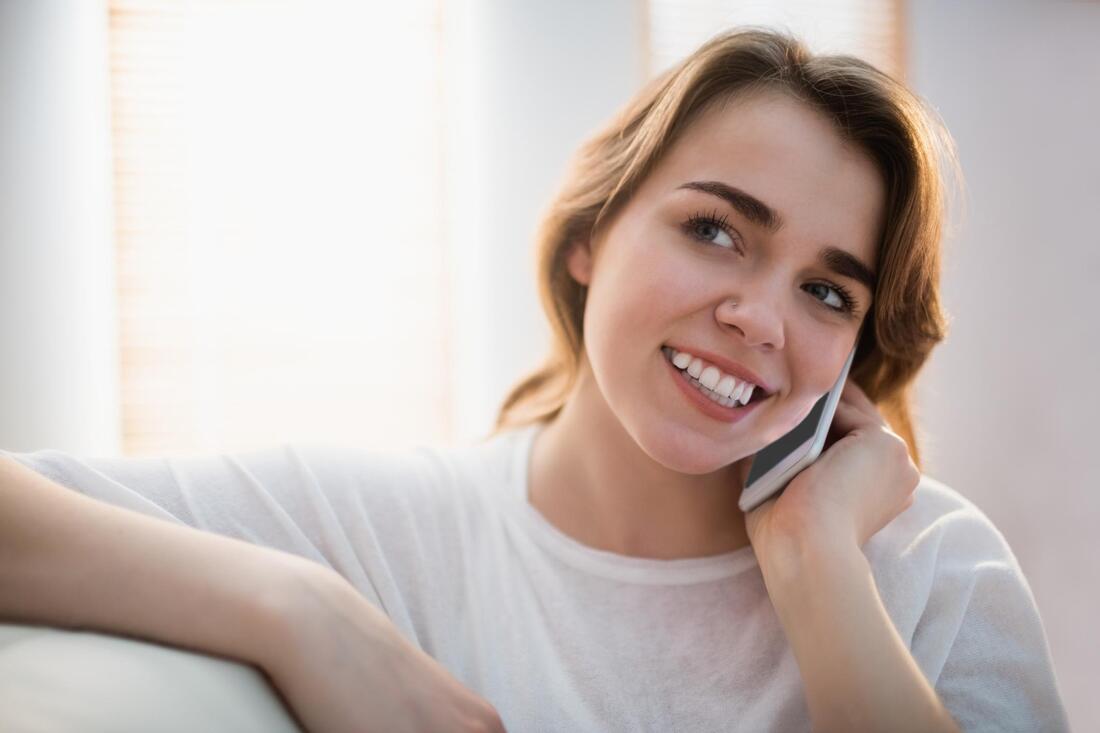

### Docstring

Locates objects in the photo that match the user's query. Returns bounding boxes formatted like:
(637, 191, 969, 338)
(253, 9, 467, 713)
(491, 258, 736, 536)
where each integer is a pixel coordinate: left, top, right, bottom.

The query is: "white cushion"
(0, 623, 301, 732)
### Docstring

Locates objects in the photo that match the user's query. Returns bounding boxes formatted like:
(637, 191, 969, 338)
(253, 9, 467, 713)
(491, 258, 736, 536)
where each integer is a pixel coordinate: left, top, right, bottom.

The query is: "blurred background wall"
(0, 1, 1095, 729)
(907, 2, 1100, 728)
(0, 0, 120, 455)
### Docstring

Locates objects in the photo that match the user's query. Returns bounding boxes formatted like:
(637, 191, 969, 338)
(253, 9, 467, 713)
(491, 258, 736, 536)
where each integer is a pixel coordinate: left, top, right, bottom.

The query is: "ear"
(564, 237, 594, 287)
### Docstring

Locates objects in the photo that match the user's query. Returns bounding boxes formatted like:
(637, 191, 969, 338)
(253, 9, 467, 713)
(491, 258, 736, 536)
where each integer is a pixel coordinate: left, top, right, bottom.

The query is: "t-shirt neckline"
(506, 421, 759, 586)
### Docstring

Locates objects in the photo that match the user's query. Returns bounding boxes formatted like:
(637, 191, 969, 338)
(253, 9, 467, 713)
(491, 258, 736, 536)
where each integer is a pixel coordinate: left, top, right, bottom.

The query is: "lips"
(663, 347, 768, 405)
(661, 342, 775, 396)
(662, 347, 769, 423)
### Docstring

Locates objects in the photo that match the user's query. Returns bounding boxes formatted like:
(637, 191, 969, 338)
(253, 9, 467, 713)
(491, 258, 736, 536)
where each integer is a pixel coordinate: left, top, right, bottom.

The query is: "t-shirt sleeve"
(910, 507, 1071, 733)
(0, 443, 408, 614)
(2, 439, 488, 656)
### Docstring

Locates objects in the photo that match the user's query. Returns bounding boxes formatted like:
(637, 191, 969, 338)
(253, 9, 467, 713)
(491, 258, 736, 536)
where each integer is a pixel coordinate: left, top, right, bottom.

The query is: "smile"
(662, 347, 769, 423)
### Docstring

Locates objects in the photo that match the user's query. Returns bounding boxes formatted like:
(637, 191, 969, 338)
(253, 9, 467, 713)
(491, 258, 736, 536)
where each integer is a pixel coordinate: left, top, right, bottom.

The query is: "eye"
(804, 281, 858, 315)
(682, 210, 740, 251)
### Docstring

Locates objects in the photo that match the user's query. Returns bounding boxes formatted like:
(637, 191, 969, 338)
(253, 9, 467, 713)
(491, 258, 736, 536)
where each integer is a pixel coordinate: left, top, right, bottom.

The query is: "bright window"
(109, 0, 452, 455)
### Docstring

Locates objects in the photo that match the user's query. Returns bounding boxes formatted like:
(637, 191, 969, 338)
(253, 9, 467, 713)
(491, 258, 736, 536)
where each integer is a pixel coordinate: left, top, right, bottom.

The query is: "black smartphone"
(737, 333, 861, 513)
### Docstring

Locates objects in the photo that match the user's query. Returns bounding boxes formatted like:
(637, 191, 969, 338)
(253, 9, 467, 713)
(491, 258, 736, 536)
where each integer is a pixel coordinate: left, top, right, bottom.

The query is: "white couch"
(0, 622, 302, 732)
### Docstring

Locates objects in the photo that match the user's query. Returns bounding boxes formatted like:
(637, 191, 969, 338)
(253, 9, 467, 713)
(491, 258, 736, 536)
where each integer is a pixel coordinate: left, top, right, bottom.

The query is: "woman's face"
(566, 89, 885, 474)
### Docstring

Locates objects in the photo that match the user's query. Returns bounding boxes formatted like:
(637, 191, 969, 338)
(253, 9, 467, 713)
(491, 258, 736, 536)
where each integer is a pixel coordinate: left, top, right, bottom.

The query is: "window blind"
(109, 0, 452, 456)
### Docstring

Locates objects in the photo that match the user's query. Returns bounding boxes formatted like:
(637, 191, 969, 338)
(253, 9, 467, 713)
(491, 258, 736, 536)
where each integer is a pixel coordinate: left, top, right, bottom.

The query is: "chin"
(644, 422, 758, 475)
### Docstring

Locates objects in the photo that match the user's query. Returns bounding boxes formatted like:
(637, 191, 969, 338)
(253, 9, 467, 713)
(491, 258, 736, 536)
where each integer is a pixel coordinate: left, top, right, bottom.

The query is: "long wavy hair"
(484, 26, 961, 471)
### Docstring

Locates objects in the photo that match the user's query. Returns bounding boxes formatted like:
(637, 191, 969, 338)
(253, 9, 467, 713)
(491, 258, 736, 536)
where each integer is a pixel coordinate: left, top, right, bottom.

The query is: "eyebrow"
(676, 180, 878, 292)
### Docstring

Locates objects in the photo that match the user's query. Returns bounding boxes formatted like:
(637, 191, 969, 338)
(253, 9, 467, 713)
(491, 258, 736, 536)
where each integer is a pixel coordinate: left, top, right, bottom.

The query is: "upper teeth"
(664, 346, 759, 405)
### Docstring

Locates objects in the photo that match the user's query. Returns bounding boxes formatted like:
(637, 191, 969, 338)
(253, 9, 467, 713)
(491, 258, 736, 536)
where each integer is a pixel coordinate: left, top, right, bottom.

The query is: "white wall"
(907, 2, 1100, 730)
(442, 0, 646, 444)
(0, 0, 120, 455)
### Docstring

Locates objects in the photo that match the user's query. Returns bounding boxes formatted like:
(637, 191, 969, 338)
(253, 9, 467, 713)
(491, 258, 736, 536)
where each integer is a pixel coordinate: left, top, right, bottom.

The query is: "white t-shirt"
(2, 422, 1071, 732)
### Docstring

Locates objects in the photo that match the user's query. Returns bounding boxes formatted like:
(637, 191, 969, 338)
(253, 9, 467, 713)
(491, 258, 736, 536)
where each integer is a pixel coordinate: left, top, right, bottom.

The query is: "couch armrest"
(0, 622, 302, 732)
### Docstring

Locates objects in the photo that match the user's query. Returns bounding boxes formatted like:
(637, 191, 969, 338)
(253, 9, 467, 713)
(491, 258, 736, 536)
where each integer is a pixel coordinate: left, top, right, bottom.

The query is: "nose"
(716, 290, 785, 350)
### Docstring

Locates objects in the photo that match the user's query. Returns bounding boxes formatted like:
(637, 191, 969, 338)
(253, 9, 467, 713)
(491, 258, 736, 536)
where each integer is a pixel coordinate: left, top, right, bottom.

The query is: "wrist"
(252, 556, 397, 683)
(249, 556, 348, 675)
(756, 522, 862, 598)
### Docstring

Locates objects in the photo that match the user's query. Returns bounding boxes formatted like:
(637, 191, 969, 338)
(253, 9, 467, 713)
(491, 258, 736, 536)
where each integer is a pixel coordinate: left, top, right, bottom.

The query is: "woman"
(0, 27, 1069, 733)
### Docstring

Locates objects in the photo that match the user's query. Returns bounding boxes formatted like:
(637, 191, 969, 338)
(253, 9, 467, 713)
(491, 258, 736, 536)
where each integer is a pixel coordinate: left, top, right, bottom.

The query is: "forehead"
(646, 90, 885, 268)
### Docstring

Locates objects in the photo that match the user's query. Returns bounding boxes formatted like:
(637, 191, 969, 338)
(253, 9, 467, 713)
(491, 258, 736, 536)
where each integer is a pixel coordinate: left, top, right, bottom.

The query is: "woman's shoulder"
(862, 473, 1034, 631)
(863, 474, 1031, 641)
(283, 425, 523, 511)
(867, 476, 1069, 729)
(872, 473, 1018, 566)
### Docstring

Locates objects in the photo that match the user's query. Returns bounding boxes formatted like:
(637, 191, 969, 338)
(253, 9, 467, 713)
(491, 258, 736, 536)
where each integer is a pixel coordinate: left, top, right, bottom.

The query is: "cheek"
(789, 340, 852, 399)
(593, 249, 680, 326)
(642, 243, 718, 314)
(581, 270, 655, 374)
(619, 212, 718, 306)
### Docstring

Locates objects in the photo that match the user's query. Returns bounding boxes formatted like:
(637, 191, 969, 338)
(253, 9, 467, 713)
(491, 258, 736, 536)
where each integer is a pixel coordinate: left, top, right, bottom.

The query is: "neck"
(527, 365, 753, 560)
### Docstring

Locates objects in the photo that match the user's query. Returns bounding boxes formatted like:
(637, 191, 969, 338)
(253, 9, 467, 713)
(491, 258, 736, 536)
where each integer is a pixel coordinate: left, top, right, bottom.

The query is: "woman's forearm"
(0, 454, 313, 672)
(757, 530, 962, 733)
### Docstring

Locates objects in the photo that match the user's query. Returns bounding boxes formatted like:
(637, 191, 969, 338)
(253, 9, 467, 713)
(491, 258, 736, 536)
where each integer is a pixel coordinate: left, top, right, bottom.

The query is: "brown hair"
(484, 26, 961, 471)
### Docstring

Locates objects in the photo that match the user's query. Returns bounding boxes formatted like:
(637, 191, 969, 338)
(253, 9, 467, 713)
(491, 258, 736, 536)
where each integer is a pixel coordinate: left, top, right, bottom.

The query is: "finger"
(837, 378, 888, 427)
(828, 395, 884, 437)
(838, 376, 874, 409)
(822, 401, 872, 452)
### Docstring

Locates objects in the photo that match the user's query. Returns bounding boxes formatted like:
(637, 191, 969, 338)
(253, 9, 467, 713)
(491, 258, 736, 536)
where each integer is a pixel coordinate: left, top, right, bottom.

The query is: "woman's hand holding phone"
(262, 565, 508, 733)
(742, 377, 920, 574)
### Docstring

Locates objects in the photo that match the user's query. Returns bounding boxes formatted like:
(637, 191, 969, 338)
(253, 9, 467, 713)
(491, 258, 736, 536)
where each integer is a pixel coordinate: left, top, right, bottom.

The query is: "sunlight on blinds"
(109, 0, 451, 456)
(646, 0, 904, 82)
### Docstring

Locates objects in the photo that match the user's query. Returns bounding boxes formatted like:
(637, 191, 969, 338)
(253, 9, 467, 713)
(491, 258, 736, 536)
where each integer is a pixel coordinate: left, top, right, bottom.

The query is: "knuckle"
(468, 715, 505, 733)
(877, 428, 907, 456)
(474, 702, 505, 732)
(890, 435, 909, 459)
